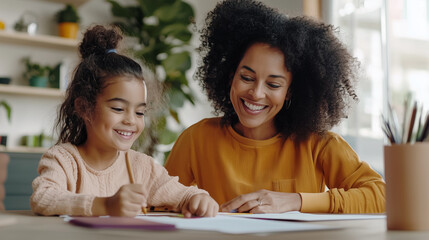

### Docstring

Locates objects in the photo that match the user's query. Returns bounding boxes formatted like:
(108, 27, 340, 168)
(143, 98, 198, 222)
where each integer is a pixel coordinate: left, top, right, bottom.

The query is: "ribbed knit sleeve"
(30, 144, 95, 216)
(300, 134, 385, 213)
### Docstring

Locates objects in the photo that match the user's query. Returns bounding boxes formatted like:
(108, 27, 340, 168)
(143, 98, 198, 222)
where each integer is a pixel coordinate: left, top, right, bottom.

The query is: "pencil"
(125, 152, 148, 215)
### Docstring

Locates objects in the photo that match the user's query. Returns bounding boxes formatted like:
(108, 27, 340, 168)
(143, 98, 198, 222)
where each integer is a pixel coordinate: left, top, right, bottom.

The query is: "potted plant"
(22, 57, 52, 88)
(56, 4, 80, 39)
(0, 100, 11, 146)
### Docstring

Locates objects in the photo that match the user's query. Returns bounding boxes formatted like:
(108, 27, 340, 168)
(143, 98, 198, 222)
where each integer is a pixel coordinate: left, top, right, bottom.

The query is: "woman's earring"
(285, 99, 291, 109)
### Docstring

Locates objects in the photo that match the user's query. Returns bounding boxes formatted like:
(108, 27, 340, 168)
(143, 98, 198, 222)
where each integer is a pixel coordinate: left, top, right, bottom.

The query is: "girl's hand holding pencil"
(104, 184, 148, 217)
(90, 184, 148, 217)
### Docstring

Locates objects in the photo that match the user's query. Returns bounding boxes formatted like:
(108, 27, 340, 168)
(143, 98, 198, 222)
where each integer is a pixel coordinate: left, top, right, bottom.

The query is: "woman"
(165, 0, 385, 214)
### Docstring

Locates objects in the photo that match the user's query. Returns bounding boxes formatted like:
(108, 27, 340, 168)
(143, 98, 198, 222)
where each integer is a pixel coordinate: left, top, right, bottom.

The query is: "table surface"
(1, 211, 429, 240)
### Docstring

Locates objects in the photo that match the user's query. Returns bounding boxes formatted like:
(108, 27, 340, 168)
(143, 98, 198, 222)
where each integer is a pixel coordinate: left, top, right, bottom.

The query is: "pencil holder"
(384, 143, 429, 231)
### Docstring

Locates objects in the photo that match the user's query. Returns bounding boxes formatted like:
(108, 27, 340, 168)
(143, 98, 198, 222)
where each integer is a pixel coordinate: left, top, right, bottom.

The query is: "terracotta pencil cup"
(384, 143, 429, 231)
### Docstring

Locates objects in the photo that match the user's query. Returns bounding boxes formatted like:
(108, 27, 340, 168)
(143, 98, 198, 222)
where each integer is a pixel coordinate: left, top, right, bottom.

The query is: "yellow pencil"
(125, 152, 148, 215)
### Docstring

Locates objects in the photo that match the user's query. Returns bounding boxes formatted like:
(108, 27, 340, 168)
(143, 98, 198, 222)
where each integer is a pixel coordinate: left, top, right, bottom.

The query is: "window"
(327, 0, 429, 175)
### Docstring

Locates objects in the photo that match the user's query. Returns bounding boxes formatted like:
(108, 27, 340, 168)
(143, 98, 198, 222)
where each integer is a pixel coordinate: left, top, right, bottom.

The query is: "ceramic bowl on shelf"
(0, 77, 11, 84)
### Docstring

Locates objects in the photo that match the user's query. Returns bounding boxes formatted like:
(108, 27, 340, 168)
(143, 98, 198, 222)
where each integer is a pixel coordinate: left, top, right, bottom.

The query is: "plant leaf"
(137, 0, 175, 16)
(169, 108, 180, 123)
(106, 0, 131, 18)
(162, 52, 191, 73)
(154, 1, 194, 24)
(0, 101, 11, 122)
(167, 87, 187, 109)
(159, 128, 179, 145)
(160, 23, 192, 42)
(183, 91, 195, 105)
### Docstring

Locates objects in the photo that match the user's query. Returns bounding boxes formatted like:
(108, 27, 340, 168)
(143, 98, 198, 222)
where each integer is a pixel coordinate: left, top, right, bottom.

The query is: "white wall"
(0, 0, 113, 147)
(0, 0, 302, 148)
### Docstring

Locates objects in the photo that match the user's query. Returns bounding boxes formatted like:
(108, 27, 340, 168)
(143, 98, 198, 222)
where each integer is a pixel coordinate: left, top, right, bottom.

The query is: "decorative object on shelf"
(14, 11, 38, 35)
(49, 64, 61, 89)
(0, 100, 11, 123)
(0, 20, 5, 30)
(0, 100, 11, 147)
(22, 57, 53, 88)
(56, 4, 80, 39)
(0, 136, 7, 147)
(0, 77, 11, 85)
(20, 132, 53, 148)
(107, 0, 196, 160)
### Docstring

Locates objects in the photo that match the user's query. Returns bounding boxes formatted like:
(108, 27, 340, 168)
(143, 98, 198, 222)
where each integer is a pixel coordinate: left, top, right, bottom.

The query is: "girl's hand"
(220, 189, 301, 213)
(104, 184, 147, 217)
(181, 193, 219, 218)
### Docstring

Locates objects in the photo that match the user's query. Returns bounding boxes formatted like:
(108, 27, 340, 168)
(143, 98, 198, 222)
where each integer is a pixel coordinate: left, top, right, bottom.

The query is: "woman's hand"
(92, 184, 147, 217)
(220, 189, 302, 213)
(181, 193, 219, 218)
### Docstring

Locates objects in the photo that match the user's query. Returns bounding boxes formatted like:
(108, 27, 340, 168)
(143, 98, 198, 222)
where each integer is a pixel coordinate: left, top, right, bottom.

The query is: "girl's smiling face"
(230, 43, 292, 140)
(84, 76, 147, 152)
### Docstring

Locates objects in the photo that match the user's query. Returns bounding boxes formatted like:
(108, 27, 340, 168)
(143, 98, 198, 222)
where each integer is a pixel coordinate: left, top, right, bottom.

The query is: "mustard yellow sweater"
(165, 118, 385, 213)
(31, 143, 206, 216)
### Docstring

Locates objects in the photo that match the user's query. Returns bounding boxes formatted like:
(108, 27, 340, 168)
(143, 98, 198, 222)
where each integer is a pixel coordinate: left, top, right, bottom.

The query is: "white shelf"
(0, 0, 83, 153)
(0, 145, 48, 154)
(43, 0, 89, 7)
(0, 84, 64, 98)
(0, 31, 78, 50)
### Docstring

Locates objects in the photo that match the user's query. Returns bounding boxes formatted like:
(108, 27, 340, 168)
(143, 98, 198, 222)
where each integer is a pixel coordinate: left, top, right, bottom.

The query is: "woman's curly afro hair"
(196, 0, 359, 142)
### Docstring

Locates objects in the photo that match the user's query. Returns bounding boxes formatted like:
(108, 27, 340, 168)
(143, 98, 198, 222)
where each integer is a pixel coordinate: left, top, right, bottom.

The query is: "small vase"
(0, 77, 11, 84)
(58, 22, 79, 39)
(0, 135, 7, 146)
(29, 76, 48, 88)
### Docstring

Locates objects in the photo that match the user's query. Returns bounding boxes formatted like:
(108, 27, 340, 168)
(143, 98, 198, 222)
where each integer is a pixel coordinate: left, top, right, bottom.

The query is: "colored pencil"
(125, 152, 147, 215)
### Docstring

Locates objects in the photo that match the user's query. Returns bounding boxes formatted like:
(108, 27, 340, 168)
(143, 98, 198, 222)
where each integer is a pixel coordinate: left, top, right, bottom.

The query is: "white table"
(1, 211, 428, 240)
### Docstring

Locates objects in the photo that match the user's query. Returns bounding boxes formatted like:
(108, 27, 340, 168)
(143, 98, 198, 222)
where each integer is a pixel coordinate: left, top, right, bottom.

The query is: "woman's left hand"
(220, 189, 302, 213)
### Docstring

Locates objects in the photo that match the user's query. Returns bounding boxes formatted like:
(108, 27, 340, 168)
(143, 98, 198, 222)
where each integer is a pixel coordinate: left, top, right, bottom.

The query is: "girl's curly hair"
(196, 0, 359, 142)
(56, 25, 148, 145)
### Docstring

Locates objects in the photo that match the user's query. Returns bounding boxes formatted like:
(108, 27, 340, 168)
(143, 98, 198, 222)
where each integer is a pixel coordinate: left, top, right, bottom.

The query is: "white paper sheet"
(219, 211, 386, 221)
(136, 215, 337, 234)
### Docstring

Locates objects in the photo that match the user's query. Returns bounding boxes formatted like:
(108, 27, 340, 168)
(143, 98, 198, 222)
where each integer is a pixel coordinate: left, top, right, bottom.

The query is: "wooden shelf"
(0, 31, 78, 50)
(0, 84, 64, 98)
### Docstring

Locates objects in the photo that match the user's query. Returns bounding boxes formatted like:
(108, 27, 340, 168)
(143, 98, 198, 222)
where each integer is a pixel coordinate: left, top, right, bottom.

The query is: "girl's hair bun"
(79, 25, 123, 59)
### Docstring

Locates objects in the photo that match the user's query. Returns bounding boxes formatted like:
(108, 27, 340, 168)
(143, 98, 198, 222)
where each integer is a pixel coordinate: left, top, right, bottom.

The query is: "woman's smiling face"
(230, 43, 292, 139)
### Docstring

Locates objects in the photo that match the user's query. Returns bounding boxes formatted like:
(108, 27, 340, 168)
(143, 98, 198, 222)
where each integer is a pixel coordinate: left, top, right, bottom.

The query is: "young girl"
(30, 25, 218, 218)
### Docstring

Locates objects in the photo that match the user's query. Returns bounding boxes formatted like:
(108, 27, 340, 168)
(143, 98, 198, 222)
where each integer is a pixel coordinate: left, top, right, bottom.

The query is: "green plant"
(22, 57, 52, 80)
(107, 0, 196, 159)
(0, 100, 11, 123)
(56, 4, 80, 23)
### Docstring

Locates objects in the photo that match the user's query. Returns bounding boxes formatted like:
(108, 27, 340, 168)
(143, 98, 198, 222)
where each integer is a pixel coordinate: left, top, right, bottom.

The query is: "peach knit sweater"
(31, 143, 206, 216)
